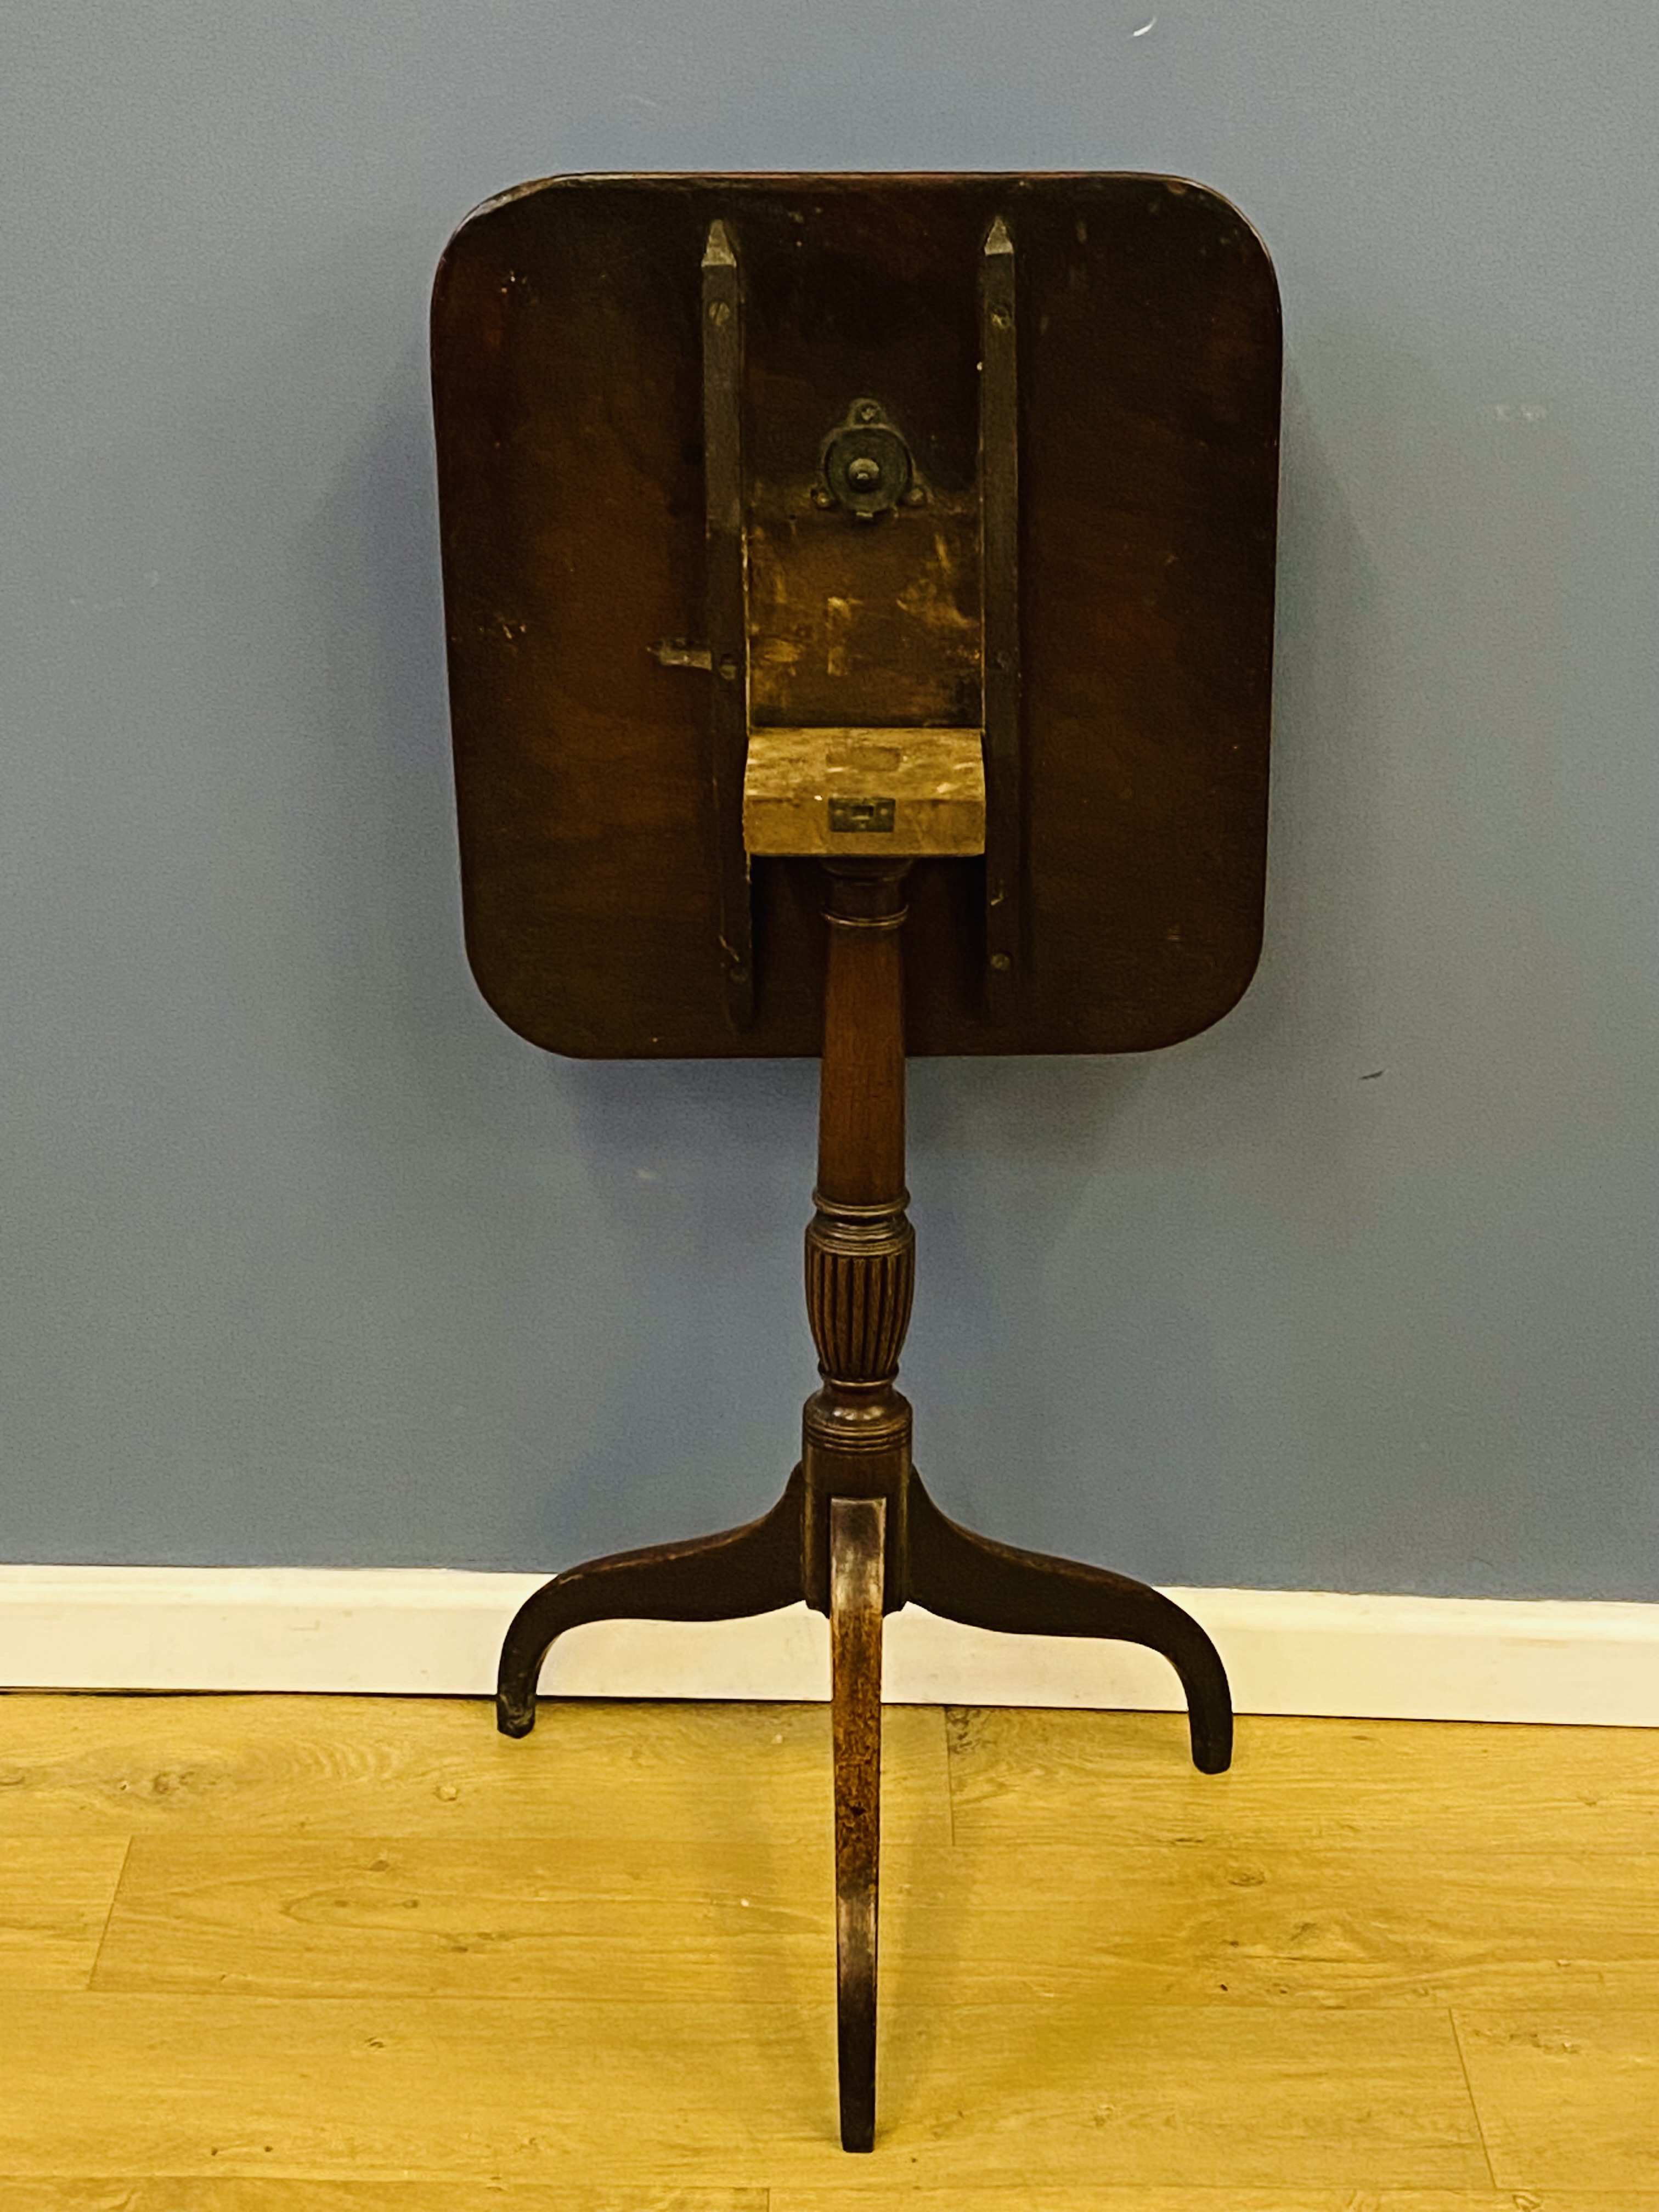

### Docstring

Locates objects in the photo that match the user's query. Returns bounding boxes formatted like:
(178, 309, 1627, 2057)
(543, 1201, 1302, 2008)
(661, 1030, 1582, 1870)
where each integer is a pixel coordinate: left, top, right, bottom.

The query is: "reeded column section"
(805, 1219, 913, 1385)
(802, 862, 915, 1610)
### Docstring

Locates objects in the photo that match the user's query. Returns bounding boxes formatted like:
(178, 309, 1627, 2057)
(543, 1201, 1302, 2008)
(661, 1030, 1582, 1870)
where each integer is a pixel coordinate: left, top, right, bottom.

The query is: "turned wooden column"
(801, 861, 915, 1614)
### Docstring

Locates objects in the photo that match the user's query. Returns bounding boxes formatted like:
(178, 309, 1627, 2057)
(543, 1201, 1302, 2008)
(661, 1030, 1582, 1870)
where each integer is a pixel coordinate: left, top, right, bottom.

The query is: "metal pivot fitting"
(818, 398, 924, 520)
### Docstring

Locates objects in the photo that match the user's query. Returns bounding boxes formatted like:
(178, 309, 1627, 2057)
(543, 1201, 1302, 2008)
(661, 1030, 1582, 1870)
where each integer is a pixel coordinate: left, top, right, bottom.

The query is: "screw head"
(856, 402, 879, 424)
(990, 952, 1012, 972)
(847, 455, 882, 490)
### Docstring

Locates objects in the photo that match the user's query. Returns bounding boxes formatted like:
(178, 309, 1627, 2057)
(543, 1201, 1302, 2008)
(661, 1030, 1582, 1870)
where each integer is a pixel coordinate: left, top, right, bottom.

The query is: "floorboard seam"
(942, 1703, 964, 1848)
(937, 1701, 957, 1850)
(83, 1833, 134, 1991)
(1447, 2002, 1500, 2190)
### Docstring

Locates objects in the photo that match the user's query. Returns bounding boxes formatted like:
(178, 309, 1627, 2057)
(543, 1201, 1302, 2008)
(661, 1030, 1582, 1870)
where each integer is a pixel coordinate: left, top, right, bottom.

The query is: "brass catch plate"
(743, 729, 987, 857)
(829, 798, 895, 834)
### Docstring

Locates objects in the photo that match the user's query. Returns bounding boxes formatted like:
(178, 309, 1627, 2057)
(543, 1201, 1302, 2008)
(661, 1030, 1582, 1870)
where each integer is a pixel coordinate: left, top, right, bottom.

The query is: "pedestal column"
(801, 862, 915, 1614)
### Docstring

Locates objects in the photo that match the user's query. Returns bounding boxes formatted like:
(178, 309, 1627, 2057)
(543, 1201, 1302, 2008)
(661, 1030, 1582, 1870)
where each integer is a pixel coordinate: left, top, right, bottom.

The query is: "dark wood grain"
(799, 863, 916, 1613)
(979, 211, 1021, 1018)
(432, 173, 1280, 1058)
(701, 219, 755, 1028)
(813, 864, 909, 1209)
(493, 1472, 805, 1738)
(828, 1494, 885, 2153)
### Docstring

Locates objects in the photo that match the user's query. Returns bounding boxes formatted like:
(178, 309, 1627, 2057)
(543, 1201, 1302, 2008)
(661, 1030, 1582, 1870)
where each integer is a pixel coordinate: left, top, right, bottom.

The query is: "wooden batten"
(742, 726, 987, 857)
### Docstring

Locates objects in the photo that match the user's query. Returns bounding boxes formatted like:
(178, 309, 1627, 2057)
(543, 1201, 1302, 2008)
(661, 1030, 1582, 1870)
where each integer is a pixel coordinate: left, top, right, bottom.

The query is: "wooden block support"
(742, 727, 987, 858)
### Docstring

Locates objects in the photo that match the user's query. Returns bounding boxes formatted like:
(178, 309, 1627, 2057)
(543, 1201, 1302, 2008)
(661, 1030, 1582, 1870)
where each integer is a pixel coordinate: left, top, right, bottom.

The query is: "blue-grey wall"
(4, 3, 1656, 1594)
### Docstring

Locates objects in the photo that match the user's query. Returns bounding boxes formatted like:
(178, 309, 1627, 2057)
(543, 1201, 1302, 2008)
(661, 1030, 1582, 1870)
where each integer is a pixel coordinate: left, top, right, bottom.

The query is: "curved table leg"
(905, 1472, 1233, 1774)
(495, 1468, 806, 1737)
(830, 1494, 885, 2153)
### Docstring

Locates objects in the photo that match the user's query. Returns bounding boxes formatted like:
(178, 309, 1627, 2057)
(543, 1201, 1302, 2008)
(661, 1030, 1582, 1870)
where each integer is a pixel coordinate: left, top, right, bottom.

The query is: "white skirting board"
(1, 1565, 1657, 1725)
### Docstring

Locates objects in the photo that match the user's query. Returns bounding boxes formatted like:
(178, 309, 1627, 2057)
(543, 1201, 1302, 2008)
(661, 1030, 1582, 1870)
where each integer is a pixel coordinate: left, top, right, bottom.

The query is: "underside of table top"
(433, 173, 1282, 1058)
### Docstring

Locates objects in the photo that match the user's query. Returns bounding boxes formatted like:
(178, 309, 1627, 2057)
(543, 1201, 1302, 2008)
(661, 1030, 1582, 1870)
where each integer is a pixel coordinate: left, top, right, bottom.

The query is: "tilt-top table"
(432, 172, 1282, 2151)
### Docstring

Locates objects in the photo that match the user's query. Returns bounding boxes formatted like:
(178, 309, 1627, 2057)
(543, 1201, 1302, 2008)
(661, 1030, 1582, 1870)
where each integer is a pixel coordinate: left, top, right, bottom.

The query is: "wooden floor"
(2, 1694, 1657, 2206)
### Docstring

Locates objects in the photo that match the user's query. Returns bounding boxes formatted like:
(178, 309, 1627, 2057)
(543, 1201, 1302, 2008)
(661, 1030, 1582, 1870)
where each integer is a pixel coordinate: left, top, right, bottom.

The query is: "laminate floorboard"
(90, 1831, 1659, 2009)
(0, 1991, 1486, 2187)
(0, 2191, 760, 2211)
(0, 1696, 948, 1846)
(7, 2192, 1654, 2212)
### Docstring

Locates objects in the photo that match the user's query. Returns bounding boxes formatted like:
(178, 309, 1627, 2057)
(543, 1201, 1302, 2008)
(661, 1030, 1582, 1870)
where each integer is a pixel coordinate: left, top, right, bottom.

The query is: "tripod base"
(495, 857, 1232, 2152)
(494, 1464, 1232, 2149)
